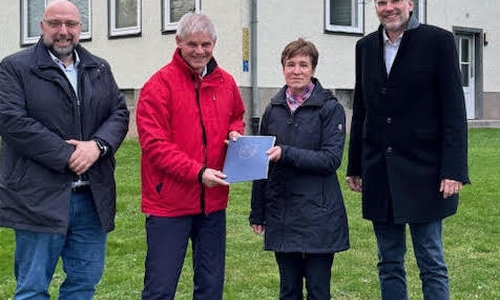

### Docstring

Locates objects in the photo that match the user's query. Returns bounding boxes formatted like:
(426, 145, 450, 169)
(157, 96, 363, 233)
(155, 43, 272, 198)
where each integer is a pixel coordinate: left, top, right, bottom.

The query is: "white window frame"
(413, 0, 426, 23)
(324, 0, 364, 34)
(21, 0, 46, 45)
(162, 0, 201, 32)
(21, 0, 92, 46)
(109, 0, 142, 37)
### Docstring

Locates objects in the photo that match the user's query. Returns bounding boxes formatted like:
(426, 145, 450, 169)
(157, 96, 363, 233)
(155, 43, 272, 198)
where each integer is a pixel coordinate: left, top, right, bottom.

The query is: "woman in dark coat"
(249, 38, 349, 300)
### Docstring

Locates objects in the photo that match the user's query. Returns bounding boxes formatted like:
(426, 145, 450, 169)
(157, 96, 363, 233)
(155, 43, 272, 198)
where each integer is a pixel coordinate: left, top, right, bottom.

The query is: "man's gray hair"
(176, 12, 217, 41)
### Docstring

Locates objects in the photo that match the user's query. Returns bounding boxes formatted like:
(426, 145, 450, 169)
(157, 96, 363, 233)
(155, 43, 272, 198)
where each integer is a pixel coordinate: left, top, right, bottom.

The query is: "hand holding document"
(222, 135, 276, 183)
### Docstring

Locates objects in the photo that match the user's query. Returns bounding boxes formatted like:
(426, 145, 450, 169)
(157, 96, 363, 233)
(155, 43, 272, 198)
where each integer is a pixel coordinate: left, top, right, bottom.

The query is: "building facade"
(1, 0, 499, 135)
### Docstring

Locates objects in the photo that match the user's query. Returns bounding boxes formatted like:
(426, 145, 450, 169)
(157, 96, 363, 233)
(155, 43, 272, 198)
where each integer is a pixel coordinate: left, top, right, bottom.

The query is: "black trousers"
(142, 210, 226, 300)
(274, 252, 334, 300)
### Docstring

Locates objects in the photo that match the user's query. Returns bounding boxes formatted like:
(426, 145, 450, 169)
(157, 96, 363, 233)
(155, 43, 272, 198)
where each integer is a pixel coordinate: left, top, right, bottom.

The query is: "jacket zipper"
(75, 86, 83, 140)
(194, 77, 208, 214)
(60, 66, 85, 182)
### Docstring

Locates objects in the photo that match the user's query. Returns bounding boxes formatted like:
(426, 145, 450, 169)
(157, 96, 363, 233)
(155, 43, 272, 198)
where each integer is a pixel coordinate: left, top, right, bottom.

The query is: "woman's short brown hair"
(281, 38, 319, 70)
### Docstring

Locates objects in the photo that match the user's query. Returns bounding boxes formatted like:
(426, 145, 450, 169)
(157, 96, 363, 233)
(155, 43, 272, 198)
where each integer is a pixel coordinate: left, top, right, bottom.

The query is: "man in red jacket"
(136, 12, 245, 300)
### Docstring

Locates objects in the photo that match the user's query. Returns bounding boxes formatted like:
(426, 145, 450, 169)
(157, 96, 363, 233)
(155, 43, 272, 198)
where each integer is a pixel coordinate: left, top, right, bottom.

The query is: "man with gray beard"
(346, 1, 469, 299)
(0, 1, 129, 299)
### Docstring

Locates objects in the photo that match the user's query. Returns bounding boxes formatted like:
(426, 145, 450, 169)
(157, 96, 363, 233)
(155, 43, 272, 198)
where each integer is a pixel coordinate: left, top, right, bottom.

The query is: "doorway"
(457, 34, 475, 119)
(454, 28, 484, 120)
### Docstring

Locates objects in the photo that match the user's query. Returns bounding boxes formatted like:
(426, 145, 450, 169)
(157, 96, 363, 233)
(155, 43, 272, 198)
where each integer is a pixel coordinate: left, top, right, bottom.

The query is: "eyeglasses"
(375, 0, 405, 7)
(43, 19, 81, 29)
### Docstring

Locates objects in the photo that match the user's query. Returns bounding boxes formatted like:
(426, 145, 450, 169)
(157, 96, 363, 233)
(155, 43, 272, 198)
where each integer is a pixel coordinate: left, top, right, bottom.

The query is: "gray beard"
(49, 44, 75, 60)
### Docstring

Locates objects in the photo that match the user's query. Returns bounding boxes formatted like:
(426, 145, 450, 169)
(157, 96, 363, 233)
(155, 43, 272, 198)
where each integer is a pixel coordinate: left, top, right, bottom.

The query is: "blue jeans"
(274, 252, 334, 300)
(13, 189, 107, 300)
(373, 220, 449, 300)
(142, 210, 226, 300)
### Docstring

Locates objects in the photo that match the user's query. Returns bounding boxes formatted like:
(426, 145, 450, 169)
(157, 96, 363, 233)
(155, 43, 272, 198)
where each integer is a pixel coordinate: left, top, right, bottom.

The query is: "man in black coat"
(346, 1, 469, 299)
(0, 1, 129, 299)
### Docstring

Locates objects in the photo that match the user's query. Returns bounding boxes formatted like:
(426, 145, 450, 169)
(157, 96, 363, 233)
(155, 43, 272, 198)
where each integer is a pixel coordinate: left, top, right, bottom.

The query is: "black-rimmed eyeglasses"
(43, 19, 81, 29)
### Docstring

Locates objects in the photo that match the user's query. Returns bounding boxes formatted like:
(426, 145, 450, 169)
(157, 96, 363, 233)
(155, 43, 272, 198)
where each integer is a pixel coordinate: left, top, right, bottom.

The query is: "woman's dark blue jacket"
(250, 78, 349, 253)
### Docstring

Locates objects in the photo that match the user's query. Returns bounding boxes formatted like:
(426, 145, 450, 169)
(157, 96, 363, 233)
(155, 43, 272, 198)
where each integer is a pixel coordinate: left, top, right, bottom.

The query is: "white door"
(457, 34, 475, 119)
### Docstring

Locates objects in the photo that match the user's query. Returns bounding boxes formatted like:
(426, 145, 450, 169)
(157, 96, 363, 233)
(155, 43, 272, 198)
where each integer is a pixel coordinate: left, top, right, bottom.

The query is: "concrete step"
(468, 120, 500, 128)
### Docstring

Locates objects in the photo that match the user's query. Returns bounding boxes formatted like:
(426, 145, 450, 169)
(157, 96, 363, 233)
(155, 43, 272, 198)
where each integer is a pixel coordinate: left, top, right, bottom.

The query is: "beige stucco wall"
(84, 1, 248, 90)
(255, 1, 361, 90)
(1, 0, 499, 122)
(427, 0, 500, 92)
(85, 1, 176, 90)
(0, 2, 21, 60)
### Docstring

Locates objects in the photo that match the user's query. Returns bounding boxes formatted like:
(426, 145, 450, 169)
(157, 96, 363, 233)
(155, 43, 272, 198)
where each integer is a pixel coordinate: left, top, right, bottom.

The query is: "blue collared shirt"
(48, 50, 80, 96)
(382, 14, 420, 75)
(48, 51, 89, 186)
(383, 30, 403, 75)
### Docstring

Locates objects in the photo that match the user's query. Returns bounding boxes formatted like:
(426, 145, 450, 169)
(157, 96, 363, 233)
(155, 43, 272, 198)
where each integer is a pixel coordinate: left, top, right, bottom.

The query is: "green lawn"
(0, 128, 499, 299)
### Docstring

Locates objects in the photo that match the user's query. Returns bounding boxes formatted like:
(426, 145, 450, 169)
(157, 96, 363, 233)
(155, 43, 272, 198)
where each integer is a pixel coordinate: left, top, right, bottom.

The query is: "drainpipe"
(250, 0, 259, 135)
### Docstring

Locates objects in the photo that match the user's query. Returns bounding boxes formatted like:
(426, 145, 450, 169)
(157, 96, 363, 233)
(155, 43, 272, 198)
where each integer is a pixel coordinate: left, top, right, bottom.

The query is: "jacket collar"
(271, 77, 333, 107)
(375, 13, 420, 79)
(172, 48, 219, 79)
(407, 13, 420, 31)
(377, 12, 420, 38)
(33, 37, 99, 71)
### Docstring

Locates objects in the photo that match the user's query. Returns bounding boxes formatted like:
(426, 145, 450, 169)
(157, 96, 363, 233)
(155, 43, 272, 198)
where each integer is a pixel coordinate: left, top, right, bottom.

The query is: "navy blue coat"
(347, 19, 470, 223)
(250, 79, 349, 254)
(0, 39, 129, 234)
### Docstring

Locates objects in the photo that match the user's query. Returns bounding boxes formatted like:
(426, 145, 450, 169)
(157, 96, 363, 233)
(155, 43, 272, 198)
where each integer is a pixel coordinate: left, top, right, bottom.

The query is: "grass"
(0, 128, 499, 299)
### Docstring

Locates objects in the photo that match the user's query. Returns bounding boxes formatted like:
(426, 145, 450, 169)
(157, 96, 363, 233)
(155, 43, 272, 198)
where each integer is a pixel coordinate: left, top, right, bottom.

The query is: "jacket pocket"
(5, 157, 28, 188)
(156, 182, 163, 193)
(8, 158, 66, 191)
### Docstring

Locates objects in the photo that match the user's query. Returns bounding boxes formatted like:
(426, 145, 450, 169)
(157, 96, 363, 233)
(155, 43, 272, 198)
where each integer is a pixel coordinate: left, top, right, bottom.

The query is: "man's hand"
(440, 179, 463, 199)
(251, 224, 264, 235)
(66, 139, 100, 175)
(201, 168, 230, 188)
(224, 131, 242, 145)
(346, 176, 362, 192)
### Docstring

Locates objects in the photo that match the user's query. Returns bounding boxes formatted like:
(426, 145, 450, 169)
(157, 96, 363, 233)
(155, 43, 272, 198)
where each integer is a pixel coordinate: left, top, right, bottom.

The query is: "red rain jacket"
(136, 49, 245, 217)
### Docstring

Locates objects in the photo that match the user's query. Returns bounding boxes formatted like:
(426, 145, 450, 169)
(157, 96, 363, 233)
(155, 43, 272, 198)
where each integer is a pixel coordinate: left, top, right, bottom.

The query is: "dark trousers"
(141, 210, 226, 300)
(274, 252, 334, 300)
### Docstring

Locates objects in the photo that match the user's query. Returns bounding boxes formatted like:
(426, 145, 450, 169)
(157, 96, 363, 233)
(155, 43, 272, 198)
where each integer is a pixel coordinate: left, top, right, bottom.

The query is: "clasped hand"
(66, 139, 100, 175)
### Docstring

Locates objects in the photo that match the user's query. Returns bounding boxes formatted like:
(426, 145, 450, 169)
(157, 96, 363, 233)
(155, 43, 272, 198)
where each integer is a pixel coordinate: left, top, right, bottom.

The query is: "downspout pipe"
(250, 0, 259, 135)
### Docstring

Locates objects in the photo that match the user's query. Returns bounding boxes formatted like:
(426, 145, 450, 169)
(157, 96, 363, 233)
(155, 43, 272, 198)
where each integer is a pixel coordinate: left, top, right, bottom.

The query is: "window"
(21, 0, 92, 45)
(109, 0, 141, 37)
(325, 0, 364, 34)
(412, 0, 426, 23)
(162, 0, 200, 32)
(21, 0, 45, 45)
